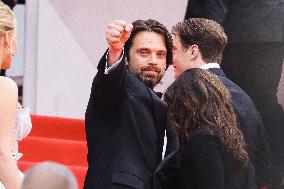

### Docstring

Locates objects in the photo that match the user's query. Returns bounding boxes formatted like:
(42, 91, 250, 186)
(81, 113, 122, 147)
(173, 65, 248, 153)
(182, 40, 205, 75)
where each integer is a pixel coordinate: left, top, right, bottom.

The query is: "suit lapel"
(147, 88, 167, 161)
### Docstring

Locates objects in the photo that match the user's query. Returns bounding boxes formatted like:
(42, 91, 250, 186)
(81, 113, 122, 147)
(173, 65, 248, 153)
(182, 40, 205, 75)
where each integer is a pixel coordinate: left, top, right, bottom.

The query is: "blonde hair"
(0, 1, 16, 36)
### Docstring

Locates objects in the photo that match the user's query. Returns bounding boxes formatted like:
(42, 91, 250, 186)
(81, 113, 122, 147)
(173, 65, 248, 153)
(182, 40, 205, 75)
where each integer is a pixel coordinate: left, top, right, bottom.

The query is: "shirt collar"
(199, 63, 220, 70)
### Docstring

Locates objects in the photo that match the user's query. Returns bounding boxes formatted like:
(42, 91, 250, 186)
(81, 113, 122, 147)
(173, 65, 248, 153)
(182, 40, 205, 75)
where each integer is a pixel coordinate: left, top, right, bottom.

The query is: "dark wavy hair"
(124, 19, 173, 69)
(164, 68, 248, 166)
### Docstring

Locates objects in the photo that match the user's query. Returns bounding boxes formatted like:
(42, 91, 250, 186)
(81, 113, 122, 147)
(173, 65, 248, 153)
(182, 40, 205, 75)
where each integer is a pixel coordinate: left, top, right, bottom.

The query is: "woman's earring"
(8, 47, 15, 58)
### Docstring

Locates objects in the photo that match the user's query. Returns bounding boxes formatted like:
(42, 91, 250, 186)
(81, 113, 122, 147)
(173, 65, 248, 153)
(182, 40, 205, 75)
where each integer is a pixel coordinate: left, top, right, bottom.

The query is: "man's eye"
(139, 50, 147, 54)
(157, 52, 166, 57)
(138, 50, 149, 56)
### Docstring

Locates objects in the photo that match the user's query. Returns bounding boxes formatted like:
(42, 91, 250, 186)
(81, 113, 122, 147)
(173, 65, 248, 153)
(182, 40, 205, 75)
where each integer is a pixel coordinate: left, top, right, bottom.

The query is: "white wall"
(23, 0, 284, 119)
(23, 0, 188, 118)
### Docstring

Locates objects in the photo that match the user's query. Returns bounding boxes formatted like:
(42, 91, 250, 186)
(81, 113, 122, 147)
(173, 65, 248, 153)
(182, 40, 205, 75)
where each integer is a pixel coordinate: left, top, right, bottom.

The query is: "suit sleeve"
(184, 0, 229, 25)
(185, 134, 225, 189)
(255, 115, 271, 188)
(87, 50, 127, 112)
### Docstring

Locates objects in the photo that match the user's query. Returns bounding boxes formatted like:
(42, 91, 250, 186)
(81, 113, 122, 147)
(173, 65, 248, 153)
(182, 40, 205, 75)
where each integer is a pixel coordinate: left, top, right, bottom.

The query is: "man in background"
(171, 18, 271, 189)
(185, 1, 284, 188)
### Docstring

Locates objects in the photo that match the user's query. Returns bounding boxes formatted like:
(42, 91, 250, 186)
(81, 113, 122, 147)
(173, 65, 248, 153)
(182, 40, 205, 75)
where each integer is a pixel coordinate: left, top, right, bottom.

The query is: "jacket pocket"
(112, 172, 143, 189)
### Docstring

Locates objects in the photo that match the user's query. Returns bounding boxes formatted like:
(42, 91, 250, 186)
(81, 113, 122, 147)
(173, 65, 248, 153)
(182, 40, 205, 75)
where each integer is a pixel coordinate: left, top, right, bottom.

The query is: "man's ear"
(190, 44, 199, 59)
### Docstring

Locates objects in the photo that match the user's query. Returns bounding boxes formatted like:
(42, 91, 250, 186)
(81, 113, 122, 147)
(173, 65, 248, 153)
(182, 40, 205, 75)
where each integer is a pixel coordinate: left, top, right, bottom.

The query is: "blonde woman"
(0, 1, 32, 188)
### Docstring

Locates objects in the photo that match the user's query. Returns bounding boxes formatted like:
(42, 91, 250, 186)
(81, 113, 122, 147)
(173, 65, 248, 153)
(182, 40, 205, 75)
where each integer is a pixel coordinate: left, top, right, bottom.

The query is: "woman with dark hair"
(163, 68, 252, 189)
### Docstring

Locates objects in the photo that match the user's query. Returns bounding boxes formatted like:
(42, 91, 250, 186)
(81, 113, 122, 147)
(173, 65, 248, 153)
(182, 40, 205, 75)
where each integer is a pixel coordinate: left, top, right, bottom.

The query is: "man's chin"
(136, 72, 162, 88)
(144, 80, 156, 89)
(143, 77, 162, 89)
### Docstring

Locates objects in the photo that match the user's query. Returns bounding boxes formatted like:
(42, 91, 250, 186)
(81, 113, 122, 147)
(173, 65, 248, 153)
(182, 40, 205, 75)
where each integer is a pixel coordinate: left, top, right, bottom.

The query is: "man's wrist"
(107, 46, 123, 67)
(109, 46, 123, 55)
(104, 48, 124, 74)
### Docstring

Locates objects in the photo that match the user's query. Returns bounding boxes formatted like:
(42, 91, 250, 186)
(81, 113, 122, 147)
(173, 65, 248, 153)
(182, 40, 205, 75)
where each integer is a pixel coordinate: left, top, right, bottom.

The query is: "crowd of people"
(0, 0, 283, 189)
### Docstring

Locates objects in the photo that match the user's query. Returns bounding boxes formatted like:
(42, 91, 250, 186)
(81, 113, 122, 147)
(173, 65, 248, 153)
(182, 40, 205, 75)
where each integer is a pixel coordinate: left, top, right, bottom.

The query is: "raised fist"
(106, 20, 133, 51)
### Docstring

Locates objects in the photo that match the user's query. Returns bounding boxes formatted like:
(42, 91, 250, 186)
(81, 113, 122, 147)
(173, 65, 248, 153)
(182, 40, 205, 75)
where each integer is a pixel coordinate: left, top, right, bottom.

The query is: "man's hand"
(106, 20, 133, 66)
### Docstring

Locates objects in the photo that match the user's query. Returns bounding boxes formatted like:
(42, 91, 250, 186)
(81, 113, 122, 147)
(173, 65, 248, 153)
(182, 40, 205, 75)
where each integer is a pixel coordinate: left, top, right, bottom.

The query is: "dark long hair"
(164, 68, 248, 166)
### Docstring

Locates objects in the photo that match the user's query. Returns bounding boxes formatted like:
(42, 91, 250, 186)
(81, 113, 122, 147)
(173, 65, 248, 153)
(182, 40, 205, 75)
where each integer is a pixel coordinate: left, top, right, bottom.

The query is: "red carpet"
(18, 115, 88, 189)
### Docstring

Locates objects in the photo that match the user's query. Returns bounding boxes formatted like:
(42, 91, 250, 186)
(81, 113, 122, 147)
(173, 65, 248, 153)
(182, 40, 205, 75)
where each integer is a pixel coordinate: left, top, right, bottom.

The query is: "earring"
(8, 47, 15, 58)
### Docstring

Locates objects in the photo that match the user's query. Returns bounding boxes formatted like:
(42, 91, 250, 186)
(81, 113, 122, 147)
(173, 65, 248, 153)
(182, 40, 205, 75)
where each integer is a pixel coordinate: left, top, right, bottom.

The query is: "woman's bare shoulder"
(0, 76, 18, 92)
(0, 76, 18, 101)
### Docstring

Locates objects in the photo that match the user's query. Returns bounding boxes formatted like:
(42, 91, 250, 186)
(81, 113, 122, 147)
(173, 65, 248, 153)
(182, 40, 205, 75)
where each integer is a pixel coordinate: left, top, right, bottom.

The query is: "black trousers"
(222, 42, 284, 188)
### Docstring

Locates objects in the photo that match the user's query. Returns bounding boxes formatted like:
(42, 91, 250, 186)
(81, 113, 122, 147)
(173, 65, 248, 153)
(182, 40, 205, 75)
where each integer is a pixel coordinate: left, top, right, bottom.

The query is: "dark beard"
(139, 73, 162, 89)
(140, 65, 163, 88)
(128, 65, 163, 89)
(141, 76, 156, 89)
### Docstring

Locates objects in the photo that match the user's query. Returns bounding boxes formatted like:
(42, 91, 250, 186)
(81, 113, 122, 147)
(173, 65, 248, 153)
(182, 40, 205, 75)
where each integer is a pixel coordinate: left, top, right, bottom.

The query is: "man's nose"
(148, 54, 158, 65)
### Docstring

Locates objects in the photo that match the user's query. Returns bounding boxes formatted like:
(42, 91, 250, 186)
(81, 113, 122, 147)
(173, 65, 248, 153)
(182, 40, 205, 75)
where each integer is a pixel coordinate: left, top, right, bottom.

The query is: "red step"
(18, 115, 88, 188)
(19, 136, 87, 166)
(29, 115, 86, 141)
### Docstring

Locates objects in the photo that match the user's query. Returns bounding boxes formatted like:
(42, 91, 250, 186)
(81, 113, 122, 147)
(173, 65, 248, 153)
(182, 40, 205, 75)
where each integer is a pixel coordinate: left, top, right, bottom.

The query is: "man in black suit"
(170, 18, 270, 189)
(84, 19, 178, 189)
(185, 1, 284, 187)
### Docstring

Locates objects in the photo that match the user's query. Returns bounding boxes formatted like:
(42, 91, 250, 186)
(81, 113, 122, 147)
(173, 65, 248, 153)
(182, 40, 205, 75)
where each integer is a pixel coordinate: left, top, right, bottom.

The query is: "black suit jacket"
(185, 0, 284, 43)
(209, 68, 271, 187)
(178, 127, 254, 189)
(84, 52, 178, 189)
(157, 127, 255, 189)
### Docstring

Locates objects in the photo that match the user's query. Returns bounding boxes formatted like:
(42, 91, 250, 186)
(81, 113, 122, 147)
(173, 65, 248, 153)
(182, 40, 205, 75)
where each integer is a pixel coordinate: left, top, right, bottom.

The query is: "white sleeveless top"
(0, 107, 32, 189)
(12, 106, 32, 161)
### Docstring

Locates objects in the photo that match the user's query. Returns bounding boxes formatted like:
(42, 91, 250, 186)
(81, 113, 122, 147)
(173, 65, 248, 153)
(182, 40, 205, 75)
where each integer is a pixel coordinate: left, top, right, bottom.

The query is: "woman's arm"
(0, 77, 22, 189)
